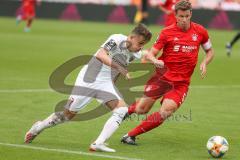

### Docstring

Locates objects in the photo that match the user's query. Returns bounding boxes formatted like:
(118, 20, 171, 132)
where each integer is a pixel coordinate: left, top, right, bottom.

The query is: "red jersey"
(23, 0, 36, 7)
(22, 0, 36, 18)
(153, 22, 212, 83)
(159, 0, 180, 26)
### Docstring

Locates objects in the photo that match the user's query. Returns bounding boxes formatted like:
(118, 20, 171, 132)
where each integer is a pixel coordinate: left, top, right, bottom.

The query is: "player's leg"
(122, 83, 188, 145)
(121, 98, 178, 145)
(90, 99, 128, 152)
(16, 4, 24, 25)
(16, 14, 22, 25)
(24, 108, 76, 143)
(121, 76, 173, 144)
(24, 7, 35, 32)
(140, 0, 149, 24)
(131, 98, 178, 133)
(24, 94, 92, 143)
(128, 75, 172, 115)
(90, 80, 129, 152)
(133, 0, 142, 24)
(25, 17, 33, 32)
(226, 32, 240, 56)
(128, 96, 156, 115)
(23, 14, 31, 32)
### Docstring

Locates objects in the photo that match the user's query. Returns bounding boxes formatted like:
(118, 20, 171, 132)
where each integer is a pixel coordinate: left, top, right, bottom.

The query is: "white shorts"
(65, 71, 123, 112)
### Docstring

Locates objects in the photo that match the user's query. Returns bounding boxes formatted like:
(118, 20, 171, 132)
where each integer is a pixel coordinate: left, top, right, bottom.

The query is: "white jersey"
(79, 34, 142, 82)
(67, 34, 143, 111)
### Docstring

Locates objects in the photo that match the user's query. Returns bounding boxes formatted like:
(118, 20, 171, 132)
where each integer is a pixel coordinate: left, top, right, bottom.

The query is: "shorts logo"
(145, 85, 152, 92)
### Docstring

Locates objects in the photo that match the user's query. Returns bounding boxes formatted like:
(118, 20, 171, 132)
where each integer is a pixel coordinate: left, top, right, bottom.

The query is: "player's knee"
(112, 106, 128, 124)
(135, 107, 149, 114)
(159, 107, 177, 119)
(63, 109, 77, 120)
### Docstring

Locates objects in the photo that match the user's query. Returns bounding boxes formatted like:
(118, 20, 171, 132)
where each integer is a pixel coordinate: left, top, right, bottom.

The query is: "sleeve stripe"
(202, 39, 212, 51)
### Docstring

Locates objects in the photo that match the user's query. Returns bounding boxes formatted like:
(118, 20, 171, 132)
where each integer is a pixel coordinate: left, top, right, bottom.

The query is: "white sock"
(35, 112, 69, 133)
(16, 15, 22, 21)
(94, 107, 128, 145)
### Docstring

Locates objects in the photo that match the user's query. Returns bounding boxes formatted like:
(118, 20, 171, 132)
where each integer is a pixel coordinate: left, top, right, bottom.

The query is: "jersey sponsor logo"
(173, 45, 181, 52)
(104, 39, 117, 51)
(182, 45, 197, 53)
(173, 45, 197, 53)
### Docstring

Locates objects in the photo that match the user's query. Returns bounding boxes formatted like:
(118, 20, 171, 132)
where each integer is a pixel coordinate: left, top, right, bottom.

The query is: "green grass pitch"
(0, 17, 239, 160)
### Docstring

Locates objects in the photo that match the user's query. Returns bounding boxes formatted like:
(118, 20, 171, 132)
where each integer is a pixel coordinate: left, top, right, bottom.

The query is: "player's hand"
(37, 0, 41, 6)
(117, 67, 131, 80)
(200, 62, 207, 79)
(166, 10, 173, 15)
(153, 59, 164, 68)
(125, 73, 131, 80)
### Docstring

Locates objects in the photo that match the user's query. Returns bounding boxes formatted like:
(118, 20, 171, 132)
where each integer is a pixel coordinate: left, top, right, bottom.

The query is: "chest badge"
(192, 34, 198, 41)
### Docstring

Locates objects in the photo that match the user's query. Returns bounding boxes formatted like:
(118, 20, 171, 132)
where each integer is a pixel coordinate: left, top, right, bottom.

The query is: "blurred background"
(0, 1, 240, 160)
(0, 0, 240, 29)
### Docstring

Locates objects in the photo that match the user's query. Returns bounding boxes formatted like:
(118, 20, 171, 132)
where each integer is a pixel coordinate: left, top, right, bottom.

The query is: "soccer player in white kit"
(24, 24, 152, 152)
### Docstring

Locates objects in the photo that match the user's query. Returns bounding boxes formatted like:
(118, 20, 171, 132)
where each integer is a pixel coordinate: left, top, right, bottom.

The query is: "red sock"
(128, 112, 164, 137)
(128, 101, 138, 115)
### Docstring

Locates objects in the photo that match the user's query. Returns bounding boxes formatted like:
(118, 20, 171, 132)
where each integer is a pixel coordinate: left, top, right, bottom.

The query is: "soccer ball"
(206, 136, 229, 158)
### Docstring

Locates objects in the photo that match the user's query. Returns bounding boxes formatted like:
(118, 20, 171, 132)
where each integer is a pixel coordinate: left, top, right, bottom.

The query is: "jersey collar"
(175, 22, 192, 32)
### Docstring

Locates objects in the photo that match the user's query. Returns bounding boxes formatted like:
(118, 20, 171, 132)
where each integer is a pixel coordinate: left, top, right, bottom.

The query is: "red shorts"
(144, 74, 189, 107)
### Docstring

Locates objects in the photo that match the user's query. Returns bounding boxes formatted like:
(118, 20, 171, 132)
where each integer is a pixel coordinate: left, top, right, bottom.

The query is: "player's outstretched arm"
(200, 48, 214, 79)
(95, 48, 130, 79)
(159, 5, 172, 15)
(143, 47, 164, 68)
(37, 0, 41, 6)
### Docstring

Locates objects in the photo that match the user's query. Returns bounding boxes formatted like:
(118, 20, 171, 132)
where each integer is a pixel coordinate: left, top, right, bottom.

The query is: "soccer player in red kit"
(16, 0, 40, 32)
(121, 0, 214, 145)
(159, 0, 181, 26)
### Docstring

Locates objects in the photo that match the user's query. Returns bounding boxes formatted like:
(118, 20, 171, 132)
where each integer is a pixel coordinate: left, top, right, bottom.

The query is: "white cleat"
(24, 121, 42, 143)
(89, 143, 116, 152)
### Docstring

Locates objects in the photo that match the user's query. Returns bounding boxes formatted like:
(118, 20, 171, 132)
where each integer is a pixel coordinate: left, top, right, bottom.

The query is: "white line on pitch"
(0, 142, 143, 160)
(0, 85, 240, 93)
(190, 85, 240, 89)
(0, 89, 53, 93)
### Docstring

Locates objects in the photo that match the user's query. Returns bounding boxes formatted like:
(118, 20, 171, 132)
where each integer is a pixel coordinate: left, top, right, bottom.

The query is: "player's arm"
(200, 28, 215, 79)
(200, 48, 214, 79)
(95, 48, 130, 79)
(159, 5, 172, 15)
(158, 0, 172, 15)
(36, 0, 41, 6)
(142, 31, 166, 68)
(142, 47, 164, 68)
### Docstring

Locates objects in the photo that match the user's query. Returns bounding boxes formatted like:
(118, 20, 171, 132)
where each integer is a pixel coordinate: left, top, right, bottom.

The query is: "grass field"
(0, 17, 240, 160)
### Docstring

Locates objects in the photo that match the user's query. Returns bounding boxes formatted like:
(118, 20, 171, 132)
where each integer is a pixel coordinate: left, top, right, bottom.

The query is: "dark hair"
(175, 0, 192, 13)
(131, 23, 152, 42)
